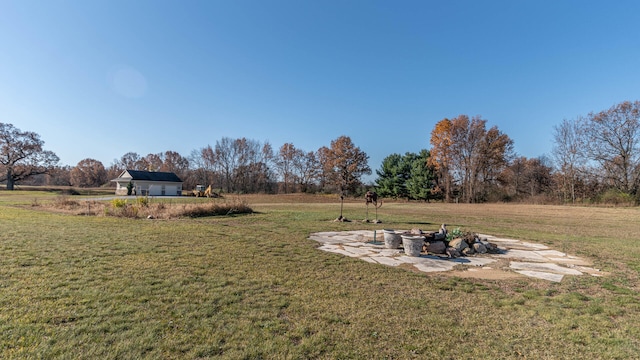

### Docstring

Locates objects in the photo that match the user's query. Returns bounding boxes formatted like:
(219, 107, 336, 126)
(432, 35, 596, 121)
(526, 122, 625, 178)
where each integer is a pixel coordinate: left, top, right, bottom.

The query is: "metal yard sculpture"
(334, 193, 350, 222)
(364, 191, 382, 223)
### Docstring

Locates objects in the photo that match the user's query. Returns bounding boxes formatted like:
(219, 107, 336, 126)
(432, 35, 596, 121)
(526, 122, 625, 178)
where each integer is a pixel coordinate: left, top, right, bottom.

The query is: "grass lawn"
(1, 192, 640, 359)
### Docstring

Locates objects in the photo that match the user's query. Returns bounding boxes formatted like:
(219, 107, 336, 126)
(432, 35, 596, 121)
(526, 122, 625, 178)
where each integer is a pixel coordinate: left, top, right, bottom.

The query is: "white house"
(112, 170, 183, 196)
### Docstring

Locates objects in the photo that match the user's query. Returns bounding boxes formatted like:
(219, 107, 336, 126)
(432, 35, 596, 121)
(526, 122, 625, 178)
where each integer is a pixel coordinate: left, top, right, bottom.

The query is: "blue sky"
(1, 0, 639, 177)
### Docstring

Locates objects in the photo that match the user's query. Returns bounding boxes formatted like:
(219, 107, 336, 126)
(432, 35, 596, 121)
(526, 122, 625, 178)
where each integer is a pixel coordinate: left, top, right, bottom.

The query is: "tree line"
(1, 127, 372, 196)
(2, 100, 639, 204)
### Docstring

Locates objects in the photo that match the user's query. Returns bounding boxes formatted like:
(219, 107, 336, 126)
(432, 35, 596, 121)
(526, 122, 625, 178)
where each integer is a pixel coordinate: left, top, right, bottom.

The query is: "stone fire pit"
(309, 230, 603, 282)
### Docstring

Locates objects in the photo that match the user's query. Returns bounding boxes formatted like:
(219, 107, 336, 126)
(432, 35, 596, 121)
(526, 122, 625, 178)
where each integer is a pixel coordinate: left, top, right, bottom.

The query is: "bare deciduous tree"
(294, 151, 320, 193)
(583, 100, 640, 195)
(70, 158, 107, 187)
(0, 123, 59, 190)
(276, 143, 301, 193)
(552, 117, 586, 203)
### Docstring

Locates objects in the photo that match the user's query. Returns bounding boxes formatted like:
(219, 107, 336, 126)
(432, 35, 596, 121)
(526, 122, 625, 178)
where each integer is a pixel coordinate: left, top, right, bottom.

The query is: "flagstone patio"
(309, 230, 603, 282)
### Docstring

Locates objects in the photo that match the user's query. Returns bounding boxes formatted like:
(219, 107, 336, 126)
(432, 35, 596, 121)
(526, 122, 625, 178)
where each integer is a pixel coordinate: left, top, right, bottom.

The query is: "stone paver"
(309, 230, 602, 282)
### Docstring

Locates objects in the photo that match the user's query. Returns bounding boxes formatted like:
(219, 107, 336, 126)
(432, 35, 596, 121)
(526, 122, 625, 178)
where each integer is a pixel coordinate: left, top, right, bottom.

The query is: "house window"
(161, 185, 166, 196)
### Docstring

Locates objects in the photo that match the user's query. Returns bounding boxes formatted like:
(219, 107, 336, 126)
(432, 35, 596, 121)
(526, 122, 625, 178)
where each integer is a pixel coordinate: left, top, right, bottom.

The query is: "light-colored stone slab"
(535, 250, 568, 257)
(517, 242, 549, 250)
(513, 270, 564, 282)
(321, 247, 358, 257)
(568, 265, 602, 275)
(342, 246, 376, 257)
(449, 257, 497, 266)
(477, 234, 495, 240)
(318, 244, 341, 251)
(309, 235, 347, 244)
(414, 261, 457, 272)
(370, 256, 405, 267)
(374, 249, 403, 256)
(489, 238, 521, 243)
(492, 249, 548, 261)
(510, 262, 583, 275)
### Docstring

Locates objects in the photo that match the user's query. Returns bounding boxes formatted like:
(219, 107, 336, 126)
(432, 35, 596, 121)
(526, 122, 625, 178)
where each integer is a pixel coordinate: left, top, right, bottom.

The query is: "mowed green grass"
(1, 192, 640, 359)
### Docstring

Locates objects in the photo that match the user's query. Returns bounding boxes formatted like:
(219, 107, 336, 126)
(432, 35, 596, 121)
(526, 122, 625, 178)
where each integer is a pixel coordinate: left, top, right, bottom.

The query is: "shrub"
(120, 205, 139, 218)
(136, 196, 150, 207)
(598, 189, 635, 206)
(54, 196, 80, 208)
(111, 198, 127, 208)
(446, 227, 464, 242)
(170, 199, 253, 218)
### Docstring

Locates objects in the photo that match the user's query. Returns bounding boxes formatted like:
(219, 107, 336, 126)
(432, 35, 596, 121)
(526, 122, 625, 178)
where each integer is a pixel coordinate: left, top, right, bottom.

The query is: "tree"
(428, 118, 453, 202)
(500, 156, 553, 200)
(0, 123, 59, 190)
(552, 117, 587, 203)
(429, 115, 513, 202)
(293, 150, 320, 193)
(47, 165, 72, 186)
(214, 137, 239, 193)
(160, 150, 189, 180)
(141, 153, 163, 172)
(114, 152, 144, 171)
(316, 146, 331, 192)
(323, 136, 371, 195)
(190, 146, 219, 190)
(276, 143, 300, 193)
(405, 150, 437, 201)
(375, 150, 436, 200)
(375, 153, 408, 199)
(583, 100, 640, 195)
(70, 158, 107, 187)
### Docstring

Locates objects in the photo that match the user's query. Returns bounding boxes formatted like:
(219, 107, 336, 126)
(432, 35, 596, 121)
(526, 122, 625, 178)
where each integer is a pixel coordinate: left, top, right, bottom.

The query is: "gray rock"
(473, 243, 487, 254)
(425, 241, 446, 254)
(448, 238, 469, 252)
(462, 246, 475, 256)
(446, 247, 460, 258)
(481, 241, 500, 254)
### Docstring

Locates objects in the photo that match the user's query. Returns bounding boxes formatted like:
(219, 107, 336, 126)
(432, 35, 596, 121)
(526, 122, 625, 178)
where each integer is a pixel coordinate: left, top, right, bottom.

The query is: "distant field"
(1, 191, 639, 359)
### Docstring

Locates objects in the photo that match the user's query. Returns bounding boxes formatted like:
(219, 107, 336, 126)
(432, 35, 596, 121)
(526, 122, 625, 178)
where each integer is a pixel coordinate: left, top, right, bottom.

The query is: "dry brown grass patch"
(34, 196, 253, 219)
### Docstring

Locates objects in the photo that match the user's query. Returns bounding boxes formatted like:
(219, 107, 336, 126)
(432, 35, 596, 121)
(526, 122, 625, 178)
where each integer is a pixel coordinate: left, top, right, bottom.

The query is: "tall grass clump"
(173, 199, 253, 218)
(41, 196, 252, 219)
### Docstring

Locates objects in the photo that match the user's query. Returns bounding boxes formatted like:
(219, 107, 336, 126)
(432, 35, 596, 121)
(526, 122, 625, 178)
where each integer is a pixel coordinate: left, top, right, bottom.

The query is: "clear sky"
(1, 0, 639, 177)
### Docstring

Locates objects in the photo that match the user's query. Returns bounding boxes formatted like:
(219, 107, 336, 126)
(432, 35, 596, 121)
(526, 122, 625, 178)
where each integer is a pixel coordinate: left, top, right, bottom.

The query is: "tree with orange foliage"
(429, 115, 513, 202)
(429, 118, 453, 202)
(323, 136, 371, 195)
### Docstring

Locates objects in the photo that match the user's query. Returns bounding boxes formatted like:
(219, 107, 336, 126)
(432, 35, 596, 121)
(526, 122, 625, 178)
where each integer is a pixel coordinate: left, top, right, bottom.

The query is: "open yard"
(1, 192, 640, 359)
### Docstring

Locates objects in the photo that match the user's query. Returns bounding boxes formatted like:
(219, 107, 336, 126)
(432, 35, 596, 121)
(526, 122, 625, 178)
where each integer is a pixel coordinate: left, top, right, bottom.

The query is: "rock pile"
(413, 224, 501, 258)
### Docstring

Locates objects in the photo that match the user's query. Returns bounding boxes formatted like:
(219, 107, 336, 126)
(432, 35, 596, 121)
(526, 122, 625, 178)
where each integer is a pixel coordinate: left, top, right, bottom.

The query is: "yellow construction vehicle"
(192, 185, 219, 198)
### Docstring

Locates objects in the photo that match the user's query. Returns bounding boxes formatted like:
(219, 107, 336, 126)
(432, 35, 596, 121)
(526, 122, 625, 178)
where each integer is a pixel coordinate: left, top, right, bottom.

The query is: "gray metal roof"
(118, 170, 183, 183)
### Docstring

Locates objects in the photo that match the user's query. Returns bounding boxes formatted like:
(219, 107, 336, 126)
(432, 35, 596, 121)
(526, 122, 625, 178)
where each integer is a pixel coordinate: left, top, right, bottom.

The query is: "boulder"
(462, 246, 475, 256)
(446, 247, 460, 258)
(481, 241, 500, 254)
(448, 238, 469, 252)
(473, 242, 487, 254)
(425, 241, 446, 254)
(423, 232, 436, 241)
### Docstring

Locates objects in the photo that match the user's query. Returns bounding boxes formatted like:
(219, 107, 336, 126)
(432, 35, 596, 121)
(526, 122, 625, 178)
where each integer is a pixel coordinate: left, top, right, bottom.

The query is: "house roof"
(115, 170, 183, 183)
